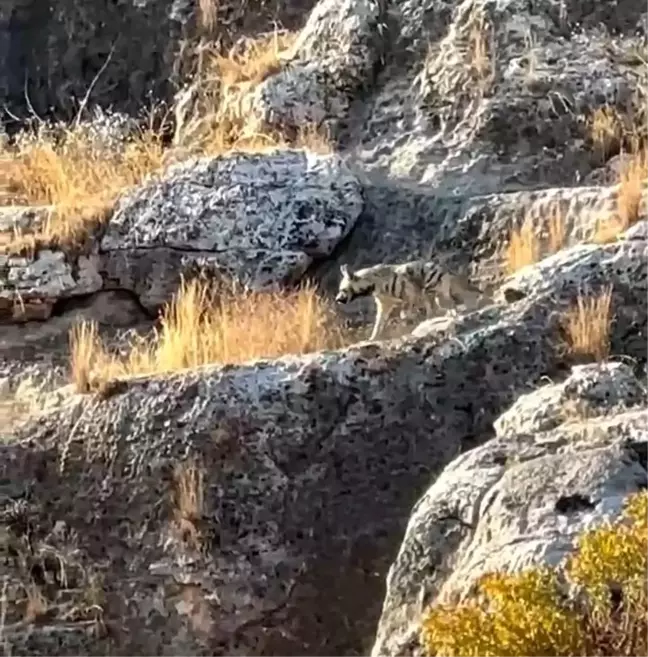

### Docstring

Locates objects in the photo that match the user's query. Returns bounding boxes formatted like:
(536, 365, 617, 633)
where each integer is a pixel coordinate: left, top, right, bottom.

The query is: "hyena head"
(335, 264, 374, 304)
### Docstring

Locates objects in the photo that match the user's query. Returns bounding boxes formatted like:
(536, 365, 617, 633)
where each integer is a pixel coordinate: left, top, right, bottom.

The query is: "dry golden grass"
(197, 0, 218, 34)
(23, 584, 48, 623)
(0, 30, 332, 255)
(0, 127, 166, 254)
(589, 106, 629, 162)
(593, 146, 647, 244)
(547, 205, 567, 253)
(172, 31, 311, 154)
(468, 12, 496, 94)
(562, 286, 614, 363)
(504, 205, 566, 275)
(212, 31, 296, 89)
(69, 278, 347, 391)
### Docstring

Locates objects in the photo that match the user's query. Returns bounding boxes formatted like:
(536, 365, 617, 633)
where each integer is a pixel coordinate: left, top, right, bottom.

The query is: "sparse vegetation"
(589, 106, 631, 163)
(0, 124, 166, 254)
(69, 278, 346, 392)
(504, 205, 566, 274)
(23, 584, 48, 624)
(420, 490, 648, 656)
(0, 29, 331, 255)
(562, 286, 614, 363)
(593, 146, 647, 244)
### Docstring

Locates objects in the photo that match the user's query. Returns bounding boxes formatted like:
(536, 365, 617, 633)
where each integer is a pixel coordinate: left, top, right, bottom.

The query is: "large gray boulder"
(100, 150, 364, 311)
(0, 150, 363, 321)
(371, 361, 648, 656)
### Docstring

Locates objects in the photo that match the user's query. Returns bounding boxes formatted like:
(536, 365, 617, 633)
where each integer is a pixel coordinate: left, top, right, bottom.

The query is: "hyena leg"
(423, 295, 436, 319)
(370, 298, 394, 340)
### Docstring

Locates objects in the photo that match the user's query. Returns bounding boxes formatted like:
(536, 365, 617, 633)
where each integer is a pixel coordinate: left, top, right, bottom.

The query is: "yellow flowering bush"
(421, 491, 648, 656)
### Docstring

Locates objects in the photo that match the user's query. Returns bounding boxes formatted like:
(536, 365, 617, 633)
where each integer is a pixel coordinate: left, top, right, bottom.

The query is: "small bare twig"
(73, 40, 118, 129)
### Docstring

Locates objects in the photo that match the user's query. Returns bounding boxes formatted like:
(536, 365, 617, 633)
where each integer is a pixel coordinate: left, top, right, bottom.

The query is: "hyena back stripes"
(335, 260, 488, 340)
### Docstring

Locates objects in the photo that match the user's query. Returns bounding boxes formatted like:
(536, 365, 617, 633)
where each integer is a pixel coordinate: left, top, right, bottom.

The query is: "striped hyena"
(335, 260, 489, 340)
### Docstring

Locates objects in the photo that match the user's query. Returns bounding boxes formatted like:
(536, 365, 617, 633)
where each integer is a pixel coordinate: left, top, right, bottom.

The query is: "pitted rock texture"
(348, 0, 645, 194)
(249, 0, 646, 195)
(371, 361, 648, 657)
(2, 223, 646, 655)
(100, 150, 363, 311)
(0, 250, 103, 322)
(252, 0, 386, 134)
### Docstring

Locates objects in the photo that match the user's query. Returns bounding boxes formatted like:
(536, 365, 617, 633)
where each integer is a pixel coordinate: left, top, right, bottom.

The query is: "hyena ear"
(340, 264, 350, 277)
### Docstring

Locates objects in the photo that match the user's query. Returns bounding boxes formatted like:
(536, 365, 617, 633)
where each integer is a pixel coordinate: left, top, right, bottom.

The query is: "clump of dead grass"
(1, 29, 332, 255)
(69, 278, 347, 391)
(466, 11, 496, 96)
(1, 124, 166, 254)
(504, 205, 567, 275)
(23, 584, 48, 623)
(172, 31, 296, 150)
(171, 31, 330, 157)
(197, 0, 219, 34)
(593, 146, 647, 244)
(562, 286, 614, 363)
(589, 106, 631, 162)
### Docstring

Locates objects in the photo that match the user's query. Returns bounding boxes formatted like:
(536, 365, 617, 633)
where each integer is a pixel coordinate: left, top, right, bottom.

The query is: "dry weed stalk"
(69, 320, 103, 393)
(68, 278, 346, 391)
(593, 145, 647, 244)
(172, 460, 206, 550)
(563, 286, 614, 363)
(24, 584, 48, 623)
(172, 31, 299, 152)
(547, 204, 567, 253)
(197, 0, 219, 34)
(468, 12, 496, 94)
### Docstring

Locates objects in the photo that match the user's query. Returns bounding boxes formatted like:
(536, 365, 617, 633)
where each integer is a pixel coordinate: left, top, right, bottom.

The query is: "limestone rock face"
(252, 0, 386, 133)
(371, 361, 648, 656)
(99, 150, 363, 311)
(0, 250, 103, 322)
(2, 220, 646, 655)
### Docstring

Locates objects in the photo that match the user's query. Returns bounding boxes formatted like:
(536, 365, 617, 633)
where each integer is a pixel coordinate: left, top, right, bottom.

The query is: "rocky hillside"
(0, 0, 646, 654)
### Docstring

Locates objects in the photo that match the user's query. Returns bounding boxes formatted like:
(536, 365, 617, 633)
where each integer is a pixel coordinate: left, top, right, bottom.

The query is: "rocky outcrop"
(0, 150, 363, 320)
(371, 361, 648, 656)
(0, 222, 648, 657)
(0, 0, 646, 654)
(252, 0, 387, 134)
(100, 150, 363, 311)
(0, 250, 103, 322)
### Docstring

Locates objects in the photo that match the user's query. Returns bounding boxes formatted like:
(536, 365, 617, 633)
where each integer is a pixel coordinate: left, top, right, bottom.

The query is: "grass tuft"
(504, 205, 566, 275)
(562, 286, 614, 363)
(1, 125, 166, 253)
(593, 146, 647, 244)
(69, 278, 346, 391)
(589, 106, 629, 162)
(172, 460, 206, 550)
